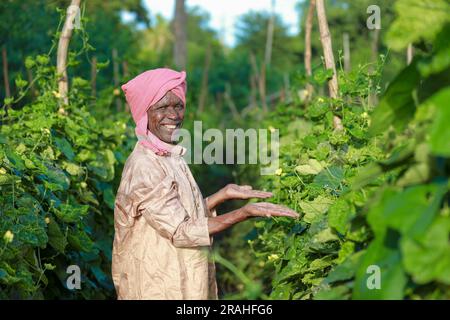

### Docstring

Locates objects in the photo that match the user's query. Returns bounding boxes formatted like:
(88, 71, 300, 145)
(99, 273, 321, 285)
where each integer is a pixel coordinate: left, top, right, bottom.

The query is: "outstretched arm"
(206, 184, 273, 211)
(208, 202, 299, 236)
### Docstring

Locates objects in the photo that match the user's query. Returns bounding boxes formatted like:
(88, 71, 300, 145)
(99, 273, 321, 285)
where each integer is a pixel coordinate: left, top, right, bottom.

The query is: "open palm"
(224, 184, 273, 201)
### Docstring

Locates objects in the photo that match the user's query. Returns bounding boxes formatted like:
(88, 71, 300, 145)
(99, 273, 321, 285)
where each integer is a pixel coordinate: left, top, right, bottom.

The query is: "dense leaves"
(231, 1, 450, 300)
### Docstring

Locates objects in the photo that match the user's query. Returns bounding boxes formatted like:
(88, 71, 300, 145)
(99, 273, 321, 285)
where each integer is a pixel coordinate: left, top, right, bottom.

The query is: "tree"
(173, 0, 187, 70)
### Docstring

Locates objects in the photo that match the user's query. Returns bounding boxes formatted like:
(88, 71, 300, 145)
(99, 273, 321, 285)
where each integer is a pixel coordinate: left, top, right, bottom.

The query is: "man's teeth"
(163, 124, 177, 129)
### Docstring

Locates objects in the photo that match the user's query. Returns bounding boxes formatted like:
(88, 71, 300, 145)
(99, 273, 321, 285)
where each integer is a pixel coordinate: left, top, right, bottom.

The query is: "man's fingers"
(253, 202, 299, 218)
(246, 190, 273, 198)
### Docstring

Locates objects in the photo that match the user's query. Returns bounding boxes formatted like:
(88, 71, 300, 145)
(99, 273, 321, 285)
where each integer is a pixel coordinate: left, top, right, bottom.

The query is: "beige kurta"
(112, 141, 218, 300)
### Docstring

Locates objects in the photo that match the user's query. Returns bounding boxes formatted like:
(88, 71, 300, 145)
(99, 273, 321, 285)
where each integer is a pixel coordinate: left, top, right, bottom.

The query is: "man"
(112, 68, 298, 299)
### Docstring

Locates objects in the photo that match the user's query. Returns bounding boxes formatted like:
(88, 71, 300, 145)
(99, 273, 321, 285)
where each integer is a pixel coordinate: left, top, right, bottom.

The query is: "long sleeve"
(117, 157, 211, 248)
(112, 142, 218, 300)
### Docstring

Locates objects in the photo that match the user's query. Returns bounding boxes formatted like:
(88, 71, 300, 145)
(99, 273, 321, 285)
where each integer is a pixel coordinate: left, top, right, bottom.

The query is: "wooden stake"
(56, 0, 81, 105)
(112, 48, 122, 111)
(198, 44, 211, 113)
(371, 28, 380, 63)
(304, 0, 315, 98)
(122, 60, 129, 78)
(173, 0, 187, 70)
(2, 46, 11, 100)
(91, 56, 97, 98)
(224, 83, 241, 121)
(407, 43, 414, 65)
(264, 0, 275, 67)
(343, 32, 351, 72)
(316, 0, 342, 130)
(26, 68, 37, 97)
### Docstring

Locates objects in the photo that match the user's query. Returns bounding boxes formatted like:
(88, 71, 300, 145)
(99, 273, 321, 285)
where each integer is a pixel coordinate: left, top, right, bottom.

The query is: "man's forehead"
(153, 91, 183, 106)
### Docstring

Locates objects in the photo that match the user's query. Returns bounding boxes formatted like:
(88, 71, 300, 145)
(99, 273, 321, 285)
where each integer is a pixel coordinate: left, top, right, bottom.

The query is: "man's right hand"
(241, 202, 299, 219)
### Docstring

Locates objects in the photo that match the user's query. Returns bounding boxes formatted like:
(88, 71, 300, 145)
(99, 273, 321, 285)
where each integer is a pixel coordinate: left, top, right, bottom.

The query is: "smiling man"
(112, 68, 298, 300)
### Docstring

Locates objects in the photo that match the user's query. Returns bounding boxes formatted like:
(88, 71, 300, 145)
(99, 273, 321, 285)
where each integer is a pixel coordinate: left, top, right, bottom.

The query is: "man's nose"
(166, 106, 180, 119)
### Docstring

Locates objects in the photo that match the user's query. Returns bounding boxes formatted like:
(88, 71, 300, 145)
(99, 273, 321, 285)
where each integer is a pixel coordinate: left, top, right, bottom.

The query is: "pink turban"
(121, 68, 187, 155)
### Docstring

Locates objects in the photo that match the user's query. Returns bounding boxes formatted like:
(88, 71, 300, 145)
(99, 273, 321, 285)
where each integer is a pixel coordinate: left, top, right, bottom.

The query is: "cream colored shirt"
(112, 141, 217, 300)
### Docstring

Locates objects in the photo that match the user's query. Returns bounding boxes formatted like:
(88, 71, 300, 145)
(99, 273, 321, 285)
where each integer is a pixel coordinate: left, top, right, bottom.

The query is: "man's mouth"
(161, 123, 180, 130)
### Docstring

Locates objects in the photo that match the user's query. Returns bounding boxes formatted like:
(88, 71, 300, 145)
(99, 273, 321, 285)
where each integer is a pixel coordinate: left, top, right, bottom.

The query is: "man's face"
(147, 91, 185, 144)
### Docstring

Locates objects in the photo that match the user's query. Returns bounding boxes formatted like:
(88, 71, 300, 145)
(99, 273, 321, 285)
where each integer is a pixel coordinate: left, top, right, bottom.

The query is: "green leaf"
(353, 235, 407, 300)
(62, 162, 84, 176)
(39, 165, 70, 191)
(5, 148, 25, 170)
(313, 166, 344, 190)
(386, 0, 450, 50)
(314, 285, 350, 300)
(367, 184, 444, 237)
(47, 216, 67, 253)
(328, 198, 355, 234)
(295, 159, 324, 175)
(103, 185, 115, 210)
(417, 24, 450, 77)
(349, 163, 383, 190)
(299, 195, 334, 223)
(427, 88, 450, 156)
(369, 62, 420, 135)
(67, 228, 96, 253)
(54, 204, 89, 223)
(401, 216, 450, 285)
(54, 137, 75, 161)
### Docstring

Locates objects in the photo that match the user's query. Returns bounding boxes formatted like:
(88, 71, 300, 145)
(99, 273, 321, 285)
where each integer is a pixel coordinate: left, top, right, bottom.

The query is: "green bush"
(228, 0, 450, 300)
(0, 26, 134, 299)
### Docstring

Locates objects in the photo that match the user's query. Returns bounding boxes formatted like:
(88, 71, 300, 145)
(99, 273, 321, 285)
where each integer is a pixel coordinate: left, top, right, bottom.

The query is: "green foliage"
(228, 3, 450, 300)
(0, 15, 133, 299)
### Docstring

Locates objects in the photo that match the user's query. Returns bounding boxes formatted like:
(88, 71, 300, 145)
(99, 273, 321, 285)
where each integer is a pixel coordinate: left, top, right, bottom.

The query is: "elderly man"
(112, 68, 298, 300)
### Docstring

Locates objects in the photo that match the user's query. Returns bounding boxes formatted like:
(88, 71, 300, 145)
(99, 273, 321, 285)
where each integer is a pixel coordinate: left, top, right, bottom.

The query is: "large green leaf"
(47, 216, 67, 253)
(299, 195, 334, 223)
(427, 88, 450, 156)
(54, 137, 75, 161)
(54, 204, 89, 223)
(386, 0, 450, 50)
(369, 62, 420, 135)
(328, 198, 355, 235)
(401, 216, 450, 284)
(353, 237, 407, 300)
(367, 184, 444, 237)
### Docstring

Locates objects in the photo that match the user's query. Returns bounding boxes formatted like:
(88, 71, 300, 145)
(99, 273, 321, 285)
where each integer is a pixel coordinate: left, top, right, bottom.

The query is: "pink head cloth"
(121, 68, 187, 156)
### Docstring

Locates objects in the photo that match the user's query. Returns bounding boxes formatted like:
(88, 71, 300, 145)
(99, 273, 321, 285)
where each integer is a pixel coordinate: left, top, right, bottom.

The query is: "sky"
(140, 0, 301, 47)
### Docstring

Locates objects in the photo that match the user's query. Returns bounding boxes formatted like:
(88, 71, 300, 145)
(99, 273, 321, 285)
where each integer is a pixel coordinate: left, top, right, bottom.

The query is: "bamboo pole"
(122, 60, 129, 78)
(406, 43, 414, 65)
(173, 0, 187, 70)
(304, 0, 316, 99)
(316, 0, 343, 130)
(250, 51, 268, 112)
(2, 46, 11, 101)
(112, 48, 122, 111)
(371, 28, 380, 63)
(56, 0, 81, 105)
(198, 44, 211, 112)
(26, 68, 37, 97)
(91, 56, 97, 98)
(224, 83, 241, 121)
(343, 32, 351, 72)
(264, 0, 275, 67)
